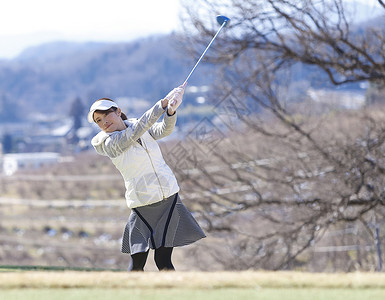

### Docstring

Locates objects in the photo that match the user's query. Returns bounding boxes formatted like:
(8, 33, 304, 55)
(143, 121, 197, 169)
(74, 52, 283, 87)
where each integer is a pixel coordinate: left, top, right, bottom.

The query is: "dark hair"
(94, 98, 127, 121)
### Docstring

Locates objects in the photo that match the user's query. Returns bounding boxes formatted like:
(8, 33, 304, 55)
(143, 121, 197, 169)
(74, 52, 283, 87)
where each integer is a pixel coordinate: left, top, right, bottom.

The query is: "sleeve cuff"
(166, 110, 176, 117)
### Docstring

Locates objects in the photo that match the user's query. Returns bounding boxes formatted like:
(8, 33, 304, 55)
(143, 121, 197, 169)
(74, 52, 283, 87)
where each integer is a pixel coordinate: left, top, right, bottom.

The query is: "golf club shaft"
(183, 20, 228, 85)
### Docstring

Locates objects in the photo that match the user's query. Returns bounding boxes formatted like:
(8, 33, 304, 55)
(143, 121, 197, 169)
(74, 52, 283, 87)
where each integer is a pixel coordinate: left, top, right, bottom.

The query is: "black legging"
(128, 247, 175, 271)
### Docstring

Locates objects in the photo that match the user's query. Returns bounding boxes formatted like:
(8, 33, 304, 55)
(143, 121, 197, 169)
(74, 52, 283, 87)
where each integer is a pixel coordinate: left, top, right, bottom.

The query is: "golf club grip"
(183, 20, 228, 85)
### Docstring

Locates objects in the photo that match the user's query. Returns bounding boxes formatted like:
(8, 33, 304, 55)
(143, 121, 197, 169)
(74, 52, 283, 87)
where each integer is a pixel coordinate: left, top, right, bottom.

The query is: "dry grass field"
(1, 270, 385, 289)
(0, 270, 385, 300)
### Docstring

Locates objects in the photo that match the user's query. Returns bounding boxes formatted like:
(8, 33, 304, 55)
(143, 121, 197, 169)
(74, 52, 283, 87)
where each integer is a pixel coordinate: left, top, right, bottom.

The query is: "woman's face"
(93, 108, 126, 133)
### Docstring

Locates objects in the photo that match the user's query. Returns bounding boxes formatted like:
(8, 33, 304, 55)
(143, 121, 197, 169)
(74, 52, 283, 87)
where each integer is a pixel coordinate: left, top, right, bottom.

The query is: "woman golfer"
(88, 84, 205, 271)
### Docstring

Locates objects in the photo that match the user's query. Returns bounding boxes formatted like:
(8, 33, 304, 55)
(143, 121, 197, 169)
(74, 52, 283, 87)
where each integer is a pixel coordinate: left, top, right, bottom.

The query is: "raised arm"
(92, 85, 185, 158)
(148, 112, 177, 140)
(148, 83, 185, 140)
(92, 99, 166, 157)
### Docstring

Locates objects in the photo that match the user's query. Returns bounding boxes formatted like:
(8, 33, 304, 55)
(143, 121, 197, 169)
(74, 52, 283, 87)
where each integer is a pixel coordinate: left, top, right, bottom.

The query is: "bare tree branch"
(178, 0, 385, 271)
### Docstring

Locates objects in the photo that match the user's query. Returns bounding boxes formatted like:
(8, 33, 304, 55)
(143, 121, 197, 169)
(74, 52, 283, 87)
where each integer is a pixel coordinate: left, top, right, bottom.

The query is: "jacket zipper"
(140, 138, 166, 200)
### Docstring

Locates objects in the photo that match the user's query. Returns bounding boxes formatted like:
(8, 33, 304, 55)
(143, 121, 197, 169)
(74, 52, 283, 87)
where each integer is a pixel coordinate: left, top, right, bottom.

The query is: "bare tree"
(173, 0, 385, 271)
(181, 0, 385, 85)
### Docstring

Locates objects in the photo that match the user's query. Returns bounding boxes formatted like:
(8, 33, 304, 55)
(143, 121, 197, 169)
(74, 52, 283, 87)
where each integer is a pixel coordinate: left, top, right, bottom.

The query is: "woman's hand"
(164, 83, 186, 115)
(161, 98, 169, 109)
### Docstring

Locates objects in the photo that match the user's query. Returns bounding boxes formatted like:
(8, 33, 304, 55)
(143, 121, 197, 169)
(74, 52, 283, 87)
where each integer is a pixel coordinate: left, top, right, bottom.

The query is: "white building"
(1, 152, 60, 176)
(307, 88, 366, 109)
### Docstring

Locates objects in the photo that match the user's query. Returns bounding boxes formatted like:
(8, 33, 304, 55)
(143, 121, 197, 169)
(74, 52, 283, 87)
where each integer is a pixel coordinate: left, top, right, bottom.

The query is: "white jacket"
(91, 100, 180, 208)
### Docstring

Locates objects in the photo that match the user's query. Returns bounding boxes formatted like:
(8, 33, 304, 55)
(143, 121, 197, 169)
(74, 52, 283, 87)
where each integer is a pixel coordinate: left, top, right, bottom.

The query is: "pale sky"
(0, 0, 381, 60)
(0, 0, 181, 59)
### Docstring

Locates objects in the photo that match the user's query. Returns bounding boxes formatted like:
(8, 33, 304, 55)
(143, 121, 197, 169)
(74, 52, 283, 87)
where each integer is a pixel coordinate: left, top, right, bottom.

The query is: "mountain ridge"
(0, 34, 213, 122)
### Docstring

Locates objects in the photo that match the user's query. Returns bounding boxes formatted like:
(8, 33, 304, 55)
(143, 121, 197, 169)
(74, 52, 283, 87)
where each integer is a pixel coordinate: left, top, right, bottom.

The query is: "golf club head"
(216, 15, 230, 26)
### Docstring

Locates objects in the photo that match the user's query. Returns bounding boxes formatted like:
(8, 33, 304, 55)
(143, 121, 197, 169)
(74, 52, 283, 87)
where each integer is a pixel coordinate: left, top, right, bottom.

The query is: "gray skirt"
(121, 193, 206, 255)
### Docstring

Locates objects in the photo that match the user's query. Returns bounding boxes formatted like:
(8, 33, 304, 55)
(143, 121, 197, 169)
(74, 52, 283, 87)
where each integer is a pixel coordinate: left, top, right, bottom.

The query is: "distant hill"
(16, 41, 108, 63)
(0, 34, 216, 122)
(0, 8, 377, 124)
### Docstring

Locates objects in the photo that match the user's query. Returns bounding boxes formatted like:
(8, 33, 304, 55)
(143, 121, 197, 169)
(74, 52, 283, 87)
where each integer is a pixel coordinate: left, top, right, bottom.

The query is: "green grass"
(1, 288, 385, 300)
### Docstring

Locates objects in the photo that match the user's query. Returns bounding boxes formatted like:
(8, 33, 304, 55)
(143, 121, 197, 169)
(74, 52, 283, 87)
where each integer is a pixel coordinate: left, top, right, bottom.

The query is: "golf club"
(183, 15, 230, 86)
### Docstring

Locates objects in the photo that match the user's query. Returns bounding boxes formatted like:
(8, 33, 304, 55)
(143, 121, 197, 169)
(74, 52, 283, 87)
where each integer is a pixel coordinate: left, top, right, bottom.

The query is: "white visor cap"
(88, 100, 119, 123)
